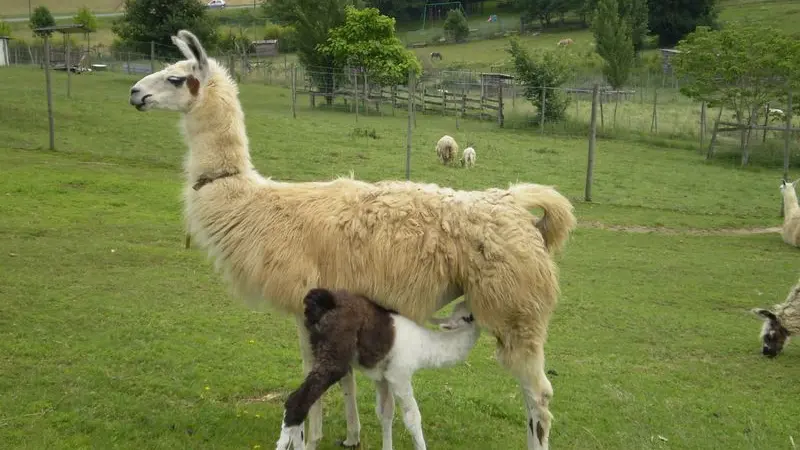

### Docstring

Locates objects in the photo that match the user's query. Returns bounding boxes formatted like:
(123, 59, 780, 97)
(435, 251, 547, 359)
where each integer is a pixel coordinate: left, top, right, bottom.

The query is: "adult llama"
(128, 30, 577, 450)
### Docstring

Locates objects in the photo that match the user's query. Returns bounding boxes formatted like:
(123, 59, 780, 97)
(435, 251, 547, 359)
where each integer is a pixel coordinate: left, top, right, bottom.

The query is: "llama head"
(752, 308, 791, 357)
(438, 301, 475, 331)
(129, 30, 212, 113)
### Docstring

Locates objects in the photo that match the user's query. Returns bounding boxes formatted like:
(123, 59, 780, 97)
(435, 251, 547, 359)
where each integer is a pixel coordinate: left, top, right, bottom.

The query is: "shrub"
(263, 23, 297, 53)
(506, 37, 572, 122)
(443, 9, 469, 43)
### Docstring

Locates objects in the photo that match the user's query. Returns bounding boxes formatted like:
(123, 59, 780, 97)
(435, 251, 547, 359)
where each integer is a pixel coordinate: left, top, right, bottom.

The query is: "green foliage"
(263, 0, 356, 102)
(29, 6, 56, 37)
(593, 0, 635, 89)
(617, 0, 648, 52)
(443, 8, 469, 43)
(648, 0, 718, 47)
(516, 0, 570, 28)
(112, 0, 219, 56)
(218, 28, 251, 55)
(263, 24, 298, 53)
(0, 20, 12, 38)
(318, 6, 421, 86)
(506, 37, 571, 121)
(674, 23, 800, 125)
(74, 6, 98, 33)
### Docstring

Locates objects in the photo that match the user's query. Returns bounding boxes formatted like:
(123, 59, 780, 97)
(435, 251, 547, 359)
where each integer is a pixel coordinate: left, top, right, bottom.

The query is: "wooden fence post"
(706, 107, 724, 160)
(406, 71, 415, 180)
(763, 102, 770, 144)
(700, 101, 707, 152)
(354, 70, 359, 122)
(150, 41, 155, 74)
(497, 84, 504, 127)
(44, 35, 55, 151)
(291, 63, 297, 119)
(585, 84, 599, 202)
(650, 89, 658, 133)
(782, 91, 794, 217)
(540, 86, 546, 133)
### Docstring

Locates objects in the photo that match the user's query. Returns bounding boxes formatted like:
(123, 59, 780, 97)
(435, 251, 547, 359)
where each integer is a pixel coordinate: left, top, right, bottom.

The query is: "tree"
(443, 8, 469, 43)
(112, 0, 219, 56)
(0, 20, 12, 38)
(648, 0, 718, 48)
(318, 6, 421, 86)
(263, 0, 357, 104)
(674, 24, 800, 164)
(29, 6, 56, 37)
(74, 6, 98, 33)
(506, 37, 572, 122)
(593, 0, 634, 89)
(515, 0, 564, 28)
(617, 0, 648, 52)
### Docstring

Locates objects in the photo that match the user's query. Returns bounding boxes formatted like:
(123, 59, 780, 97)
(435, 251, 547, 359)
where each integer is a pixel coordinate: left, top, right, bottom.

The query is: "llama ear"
(177, 29, 209, 77)
(752, 308, 778, 322)
(171, 35, 195, 62)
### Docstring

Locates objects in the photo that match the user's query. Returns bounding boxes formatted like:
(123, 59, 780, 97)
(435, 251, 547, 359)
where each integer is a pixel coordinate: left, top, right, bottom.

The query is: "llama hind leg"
(497, 340, 553, 450)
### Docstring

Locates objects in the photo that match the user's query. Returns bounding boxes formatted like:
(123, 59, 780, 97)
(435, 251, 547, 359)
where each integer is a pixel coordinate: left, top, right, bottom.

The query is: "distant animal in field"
(430, 52, 443, 61)
(752, 275, 800, 358)
(435, 135, 459, 165)
(557, 38, 574, 46)
(461, 146, 476, 168)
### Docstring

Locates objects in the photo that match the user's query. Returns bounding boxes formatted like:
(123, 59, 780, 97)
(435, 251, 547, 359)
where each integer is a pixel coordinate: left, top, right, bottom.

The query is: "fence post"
(784, 91, 793, 182)
(126, 51, 131, 75)
(585, 84, 599, 202)
(442, 89, 446, 115)
(700, 101, 707, 152)
(706, 107, 724, 160)
(599, 90, 604, 129)
(497, 83, 504, 127)
(66, 36, 72, 98)
(540, 86, 546, 133)
(763, 103, 770, 144)
(354, 70, 359, 122)
(363, 71, 368, 114)
(406, 71, 415, 181)
(150, 41, 155, 73)
(650, 89, 658, 133)
(44, 35, 55, 151)
(291, 63, 297, 119)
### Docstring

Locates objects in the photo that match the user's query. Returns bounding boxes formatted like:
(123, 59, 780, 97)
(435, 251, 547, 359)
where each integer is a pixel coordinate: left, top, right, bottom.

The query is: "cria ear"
(752, 308, 778, 322)
(176, 29, 209, 77)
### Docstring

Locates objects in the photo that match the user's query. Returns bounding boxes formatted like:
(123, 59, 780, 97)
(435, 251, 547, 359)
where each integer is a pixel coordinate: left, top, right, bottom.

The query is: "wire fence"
(5, 39, 800, 169)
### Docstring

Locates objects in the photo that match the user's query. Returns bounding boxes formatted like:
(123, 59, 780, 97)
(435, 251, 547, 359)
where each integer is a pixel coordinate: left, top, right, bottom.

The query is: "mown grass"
(2, 63, 800, 450)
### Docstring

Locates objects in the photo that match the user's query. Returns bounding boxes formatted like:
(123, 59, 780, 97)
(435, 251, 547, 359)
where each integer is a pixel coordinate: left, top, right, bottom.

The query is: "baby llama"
(277, 289, 480, 450)
(461, 146, 476, 168)
(752, 275, 800, 357)
(435, 135, 458, 165)
(128, 30, 576, 450)
(780, 179, 800, 247)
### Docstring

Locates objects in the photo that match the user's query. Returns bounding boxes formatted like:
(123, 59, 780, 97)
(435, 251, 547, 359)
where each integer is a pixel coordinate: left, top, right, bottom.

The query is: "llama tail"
(303, 288, 337, 326)
(505, 183, 577, 254)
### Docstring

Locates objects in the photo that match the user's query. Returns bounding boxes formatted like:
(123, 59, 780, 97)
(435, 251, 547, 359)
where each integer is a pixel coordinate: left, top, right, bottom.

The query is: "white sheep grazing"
(277, 289, 480, 450)
(435, 135, 459, 165)
(460, 146, 476, 168)
(129, 30, 576, 450)
(779, 179, 800, 247)
(752, 276, 800, 357)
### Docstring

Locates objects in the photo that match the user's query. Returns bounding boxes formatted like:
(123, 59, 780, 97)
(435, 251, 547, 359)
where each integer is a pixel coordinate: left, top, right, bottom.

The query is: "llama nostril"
(130, 87, 140, 95)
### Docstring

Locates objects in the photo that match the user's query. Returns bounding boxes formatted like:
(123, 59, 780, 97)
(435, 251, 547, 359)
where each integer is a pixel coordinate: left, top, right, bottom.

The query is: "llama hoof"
(276, 423, 305, 450)
(337, 439, 360, 448)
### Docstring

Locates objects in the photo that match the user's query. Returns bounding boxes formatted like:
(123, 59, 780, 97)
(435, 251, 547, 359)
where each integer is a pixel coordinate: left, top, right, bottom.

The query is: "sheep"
(779, 179, 800, 247)
(128, 29, 576, 450)
(752, 276, 800, 357)
(435, 135, 459, 165)
(430, 51, 443, 61)
(460, 146, 476, 168)
(276, 288, 480, 450)
(557, 38, 574, 46)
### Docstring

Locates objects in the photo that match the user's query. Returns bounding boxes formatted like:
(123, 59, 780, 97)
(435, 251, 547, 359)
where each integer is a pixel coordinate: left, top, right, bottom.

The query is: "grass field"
(3, 63, 800, 450)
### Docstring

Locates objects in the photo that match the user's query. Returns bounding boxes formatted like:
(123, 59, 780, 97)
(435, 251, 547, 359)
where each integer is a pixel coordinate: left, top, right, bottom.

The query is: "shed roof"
(34, 24, 88, 34)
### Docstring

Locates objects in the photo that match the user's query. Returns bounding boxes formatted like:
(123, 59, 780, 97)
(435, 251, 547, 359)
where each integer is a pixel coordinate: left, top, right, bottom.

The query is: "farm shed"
(251, 39, 279, 57)
(480, 72, 514, 98)
(660, 48, 682, 75)
(0, 36, 10, 66)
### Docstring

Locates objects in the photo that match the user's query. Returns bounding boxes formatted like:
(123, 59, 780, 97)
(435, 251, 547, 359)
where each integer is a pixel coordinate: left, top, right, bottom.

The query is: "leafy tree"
(74, 6, 98, 33)
(263, 0, 357, 104)
(263, 23, 298, 53)
(674, 24, 800, 164)
(506, 37, 572, 122)
(648, 0, 718, 48)
(618, 0, 647, 52)
(593, 0, 634, 89)
(318, 6, 421, 86)
(516, 0, 566, 28)
(112, 0, 219, 56)
(443, 8, 469, 43)
(0, 20, 12, 38)
(30, 6, 56, 37)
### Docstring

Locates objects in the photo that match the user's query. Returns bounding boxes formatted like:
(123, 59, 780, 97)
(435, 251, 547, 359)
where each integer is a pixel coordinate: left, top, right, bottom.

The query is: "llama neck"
(417, 325, 481, 369)
(182, 72, 253, 184)
(783, 188, 799, 221)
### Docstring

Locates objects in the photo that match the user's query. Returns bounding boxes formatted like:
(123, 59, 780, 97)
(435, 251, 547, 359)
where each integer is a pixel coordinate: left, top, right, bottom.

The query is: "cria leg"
(276, 411, 305, 450)
(339, 369, 361, 447)
(281, 365, 350, 450)
(374, 379, 395, 450)
(295, 319, 323, 450)
(497, 340, 553, 450)
(386, 376, 426, 450)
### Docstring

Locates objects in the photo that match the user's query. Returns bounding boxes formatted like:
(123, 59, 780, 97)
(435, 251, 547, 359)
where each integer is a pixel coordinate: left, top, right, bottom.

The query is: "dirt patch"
(581, 221, 781, 236)
(240, 391, 286, 404)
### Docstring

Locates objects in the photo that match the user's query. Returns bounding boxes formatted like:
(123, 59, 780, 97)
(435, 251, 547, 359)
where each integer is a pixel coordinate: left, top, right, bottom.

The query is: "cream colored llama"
(780, 179, 800, 246)
(128, 30, 577, 450)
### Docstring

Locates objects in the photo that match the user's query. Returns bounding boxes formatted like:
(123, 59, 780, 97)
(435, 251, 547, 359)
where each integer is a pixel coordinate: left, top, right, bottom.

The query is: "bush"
(0, 20, 11, 37)
(506, 37, 572, 122)
(443, 9, 469, 43)
(29, 6, 55, 37)
(263, 23, 297, 53)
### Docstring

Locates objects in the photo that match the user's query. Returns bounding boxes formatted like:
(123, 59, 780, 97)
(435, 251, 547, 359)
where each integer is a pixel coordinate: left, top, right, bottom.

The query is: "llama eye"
(167, 76, 187, 87)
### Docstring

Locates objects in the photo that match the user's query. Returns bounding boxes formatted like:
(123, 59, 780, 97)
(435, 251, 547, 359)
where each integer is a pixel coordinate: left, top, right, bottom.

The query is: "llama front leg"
(295, 319, 323, 450)
(386, 377, 426, 450)
(339, 369, 361, 448)
(374, 379, 395, 450)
